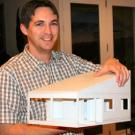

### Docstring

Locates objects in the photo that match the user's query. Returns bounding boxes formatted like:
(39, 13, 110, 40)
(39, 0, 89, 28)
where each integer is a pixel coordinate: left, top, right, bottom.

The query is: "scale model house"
(27, 72, 131, 128)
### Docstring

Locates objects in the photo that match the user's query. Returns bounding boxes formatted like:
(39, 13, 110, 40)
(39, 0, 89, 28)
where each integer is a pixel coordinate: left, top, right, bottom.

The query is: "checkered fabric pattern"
(0, 46, 100, 134)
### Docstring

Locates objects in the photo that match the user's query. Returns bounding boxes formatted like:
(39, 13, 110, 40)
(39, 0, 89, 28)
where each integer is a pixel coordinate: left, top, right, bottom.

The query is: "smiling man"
(20, 6, 59, 63)
(0, 0, 130, 135)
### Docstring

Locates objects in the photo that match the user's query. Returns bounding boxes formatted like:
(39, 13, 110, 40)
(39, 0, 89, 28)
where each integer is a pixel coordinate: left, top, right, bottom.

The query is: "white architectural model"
(27, 72, 131, 128)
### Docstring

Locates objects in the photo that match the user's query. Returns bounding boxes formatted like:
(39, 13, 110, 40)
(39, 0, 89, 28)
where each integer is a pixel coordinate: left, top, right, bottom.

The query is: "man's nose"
(44, 25, 51, 34)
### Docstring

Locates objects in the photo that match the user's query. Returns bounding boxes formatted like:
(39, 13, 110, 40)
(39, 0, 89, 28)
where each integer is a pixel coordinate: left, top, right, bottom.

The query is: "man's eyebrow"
(51, 19, 58, 22)
(34, 20, 44, 24)
(34, 19, 58, 23)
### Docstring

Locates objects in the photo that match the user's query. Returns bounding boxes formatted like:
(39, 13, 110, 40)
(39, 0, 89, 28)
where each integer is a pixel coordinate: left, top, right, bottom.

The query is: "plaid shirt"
(0, 46, 100, 134)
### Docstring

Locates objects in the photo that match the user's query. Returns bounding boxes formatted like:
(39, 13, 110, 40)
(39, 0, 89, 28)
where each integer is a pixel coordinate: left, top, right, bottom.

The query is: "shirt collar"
(23, 45, 61, 67)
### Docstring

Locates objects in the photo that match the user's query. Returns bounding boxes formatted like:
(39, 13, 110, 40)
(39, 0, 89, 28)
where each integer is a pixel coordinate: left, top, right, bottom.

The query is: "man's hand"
(95, 58, 130, 87)
(0, 124, 66, 135)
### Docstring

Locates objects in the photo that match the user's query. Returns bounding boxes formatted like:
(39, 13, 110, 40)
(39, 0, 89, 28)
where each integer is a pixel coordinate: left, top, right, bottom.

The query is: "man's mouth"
(41, 36, 52, 41)
(41, 34, 53, 41)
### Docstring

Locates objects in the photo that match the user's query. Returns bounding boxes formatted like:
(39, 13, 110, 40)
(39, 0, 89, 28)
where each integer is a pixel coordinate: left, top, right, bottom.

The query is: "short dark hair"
(19, 0, 58, 28)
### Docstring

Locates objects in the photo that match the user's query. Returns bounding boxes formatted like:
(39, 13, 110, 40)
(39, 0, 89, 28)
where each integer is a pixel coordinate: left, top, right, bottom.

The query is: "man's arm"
(0, 124, 65, 135)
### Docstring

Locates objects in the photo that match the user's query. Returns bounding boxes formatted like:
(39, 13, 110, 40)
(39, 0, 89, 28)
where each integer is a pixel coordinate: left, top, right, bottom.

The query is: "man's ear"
(20, 24, 28, 36)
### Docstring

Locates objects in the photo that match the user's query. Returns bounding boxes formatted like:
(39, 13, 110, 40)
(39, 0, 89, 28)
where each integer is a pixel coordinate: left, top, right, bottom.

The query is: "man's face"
(22, 7, 59, 54)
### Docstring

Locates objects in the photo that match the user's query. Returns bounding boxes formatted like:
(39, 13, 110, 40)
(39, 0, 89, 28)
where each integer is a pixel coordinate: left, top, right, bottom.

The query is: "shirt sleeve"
(0, 69, 21, 123)
(68, 54, 101, 74)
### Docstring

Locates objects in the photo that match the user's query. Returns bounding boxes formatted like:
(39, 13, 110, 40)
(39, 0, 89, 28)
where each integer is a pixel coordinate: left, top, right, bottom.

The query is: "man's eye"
(36, 23, 44, 26)
(51, 22, 58, 25)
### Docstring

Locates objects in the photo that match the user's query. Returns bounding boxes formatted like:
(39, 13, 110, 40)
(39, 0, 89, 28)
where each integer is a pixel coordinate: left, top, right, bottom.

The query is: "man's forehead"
(30, 16, 58, 24)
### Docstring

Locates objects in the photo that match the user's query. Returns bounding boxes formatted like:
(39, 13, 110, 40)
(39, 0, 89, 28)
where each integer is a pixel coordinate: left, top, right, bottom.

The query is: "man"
(0, 0, 129, 135)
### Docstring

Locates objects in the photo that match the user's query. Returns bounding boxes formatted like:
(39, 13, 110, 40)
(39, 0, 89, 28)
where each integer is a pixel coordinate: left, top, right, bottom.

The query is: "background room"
(0, 0, 135, 134)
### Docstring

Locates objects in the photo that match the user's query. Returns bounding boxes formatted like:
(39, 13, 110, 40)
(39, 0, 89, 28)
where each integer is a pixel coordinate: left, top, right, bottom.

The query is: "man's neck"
(27, 45, 52, 64)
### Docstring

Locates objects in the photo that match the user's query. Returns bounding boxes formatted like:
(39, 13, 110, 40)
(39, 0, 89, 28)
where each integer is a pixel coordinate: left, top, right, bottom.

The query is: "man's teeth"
(42, 38, 51, 41)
